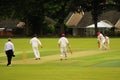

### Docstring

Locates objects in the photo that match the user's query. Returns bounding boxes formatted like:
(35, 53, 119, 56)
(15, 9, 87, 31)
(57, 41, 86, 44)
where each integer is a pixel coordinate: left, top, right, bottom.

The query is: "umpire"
(4, 38, 15, 66)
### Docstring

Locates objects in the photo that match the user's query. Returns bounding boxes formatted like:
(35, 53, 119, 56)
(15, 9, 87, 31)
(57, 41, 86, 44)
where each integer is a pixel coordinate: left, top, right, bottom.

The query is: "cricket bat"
(98, 41, 100, 48)
(68, 46, 72, 54)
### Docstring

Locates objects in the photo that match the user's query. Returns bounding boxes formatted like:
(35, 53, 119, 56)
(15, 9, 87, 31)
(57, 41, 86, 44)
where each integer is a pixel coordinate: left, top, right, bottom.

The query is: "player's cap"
(61, 33, 65, 37)
(97, 32, 100, 35)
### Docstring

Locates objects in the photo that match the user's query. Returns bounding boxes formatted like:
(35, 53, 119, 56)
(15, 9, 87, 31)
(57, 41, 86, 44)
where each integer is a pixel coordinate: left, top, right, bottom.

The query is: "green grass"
(0, 38, 98, 59)
(1, 65, 120, 80)
(0, 38, 120, 80)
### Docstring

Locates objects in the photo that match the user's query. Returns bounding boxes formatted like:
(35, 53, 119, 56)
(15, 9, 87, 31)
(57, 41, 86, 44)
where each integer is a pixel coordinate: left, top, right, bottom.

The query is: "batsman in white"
(58, 33, 70, 60)
(30, 34, 43, 60)
(97, 32, 107, 50)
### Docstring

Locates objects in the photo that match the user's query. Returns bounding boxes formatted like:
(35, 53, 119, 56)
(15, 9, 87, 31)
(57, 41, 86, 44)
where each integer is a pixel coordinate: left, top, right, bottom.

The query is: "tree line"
(0, 0, 119, 36)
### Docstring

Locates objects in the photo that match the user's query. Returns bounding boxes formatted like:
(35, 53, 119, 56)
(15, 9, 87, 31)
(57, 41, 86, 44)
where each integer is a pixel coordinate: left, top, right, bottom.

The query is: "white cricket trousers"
(32, 46, 40, 58)
(100, 40, 106, 50)
(60, 47, 67, 59)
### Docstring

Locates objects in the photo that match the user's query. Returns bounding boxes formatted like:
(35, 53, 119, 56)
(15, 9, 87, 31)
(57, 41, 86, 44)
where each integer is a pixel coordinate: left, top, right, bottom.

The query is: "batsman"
(58, 33, 71, 60)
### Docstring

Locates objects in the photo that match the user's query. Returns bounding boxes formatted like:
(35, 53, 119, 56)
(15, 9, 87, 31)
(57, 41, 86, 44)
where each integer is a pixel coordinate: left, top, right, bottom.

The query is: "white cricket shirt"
(58, 37, 69, 47)
(4, 41, 14, 51)
(30, 37, 42, 47)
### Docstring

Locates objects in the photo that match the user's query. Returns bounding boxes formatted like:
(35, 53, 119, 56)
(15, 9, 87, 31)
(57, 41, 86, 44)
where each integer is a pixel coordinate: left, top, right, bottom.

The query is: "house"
(0, 28, 5, 36)
(65, 12, 84, 27)
(115, 19, 120, 35)
(0, 28, 13, 37)
(0, 19, 19, 36)
(86, 20, 113, 36)
(65, 10, 120, 36)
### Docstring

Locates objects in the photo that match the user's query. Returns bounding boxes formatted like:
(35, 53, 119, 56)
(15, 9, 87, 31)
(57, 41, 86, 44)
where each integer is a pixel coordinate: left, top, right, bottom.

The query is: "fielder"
(58, 33, 70, 60)
(30, 34, 43, 60)
(97, 32, 107, 50)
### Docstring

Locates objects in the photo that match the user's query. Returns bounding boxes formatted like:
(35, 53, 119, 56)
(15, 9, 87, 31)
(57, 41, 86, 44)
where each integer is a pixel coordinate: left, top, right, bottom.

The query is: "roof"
(77, 11, 93, 28)
(65, 12, 84, 27)
(66, 10, 120, 28)
(115, 19, 120, 28)
(86, 20, 113, 28)
(99, 10, 120, 25)
(0, 28, 5, 31)
(0, 19, 19, 28)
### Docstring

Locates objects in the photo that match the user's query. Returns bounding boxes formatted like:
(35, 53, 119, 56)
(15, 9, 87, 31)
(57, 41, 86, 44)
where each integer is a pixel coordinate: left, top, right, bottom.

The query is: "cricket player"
(97, 32, 107, 50)
(4, 38, 15, 66)
(30, 34, 43, 60)
(58, 33, 70, 60)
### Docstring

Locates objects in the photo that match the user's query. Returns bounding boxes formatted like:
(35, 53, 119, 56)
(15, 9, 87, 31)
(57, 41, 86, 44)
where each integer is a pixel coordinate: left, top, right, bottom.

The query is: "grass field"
(0, 38, 120, 80)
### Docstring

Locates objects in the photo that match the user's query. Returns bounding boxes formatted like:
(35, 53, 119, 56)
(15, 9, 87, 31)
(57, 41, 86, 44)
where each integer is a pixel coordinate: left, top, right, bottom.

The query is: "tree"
(0, 0, 71, 36)
(69, 0, 118, 36)
(0, 0, 119, 36)
(0, 0, 46, 36)
(113, 0, 120, 11)
(14, 0, 45, 36)
(44, 0, 71, 34)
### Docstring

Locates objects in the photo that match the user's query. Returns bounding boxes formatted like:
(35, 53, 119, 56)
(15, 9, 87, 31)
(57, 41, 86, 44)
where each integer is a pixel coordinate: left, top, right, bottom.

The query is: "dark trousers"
(5, 50, 14, 66)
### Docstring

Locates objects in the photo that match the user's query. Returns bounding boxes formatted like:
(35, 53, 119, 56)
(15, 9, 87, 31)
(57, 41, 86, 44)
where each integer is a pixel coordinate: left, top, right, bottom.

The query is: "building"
(86, 20, 113, 36)
(0, 19, 19, 37)
(115, 19, 120, 35)
(65, 10, 120, 37)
